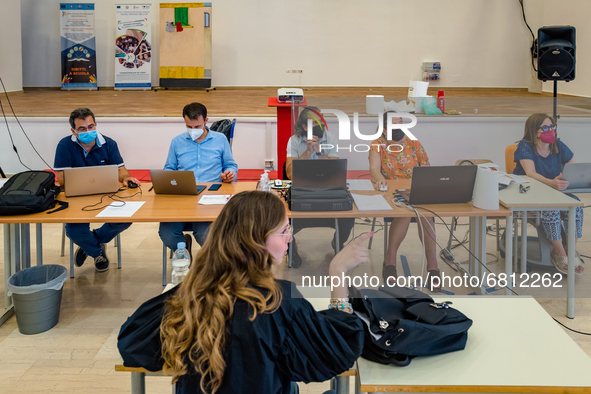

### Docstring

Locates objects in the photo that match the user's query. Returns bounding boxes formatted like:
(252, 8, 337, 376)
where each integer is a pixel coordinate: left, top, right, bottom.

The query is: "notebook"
(150, 170, 206, 195)
(291, 159, 347, 187)
(396, 165, 478, 205)
(63, 165, 119, 197)
(562, 163, 591, 190)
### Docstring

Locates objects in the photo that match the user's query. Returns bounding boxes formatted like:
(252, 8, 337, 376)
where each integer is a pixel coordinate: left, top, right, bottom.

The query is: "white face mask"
(188, 128, 204, 140)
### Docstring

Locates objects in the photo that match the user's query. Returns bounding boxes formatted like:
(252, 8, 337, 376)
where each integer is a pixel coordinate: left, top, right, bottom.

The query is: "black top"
(117, 280, 364, 394)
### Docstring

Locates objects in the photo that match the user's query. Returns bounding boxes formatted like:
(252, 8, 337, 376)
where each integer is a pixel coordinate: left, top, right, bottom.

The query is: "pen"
(226, 194, 232, 201)
(148, 186, 154, 192)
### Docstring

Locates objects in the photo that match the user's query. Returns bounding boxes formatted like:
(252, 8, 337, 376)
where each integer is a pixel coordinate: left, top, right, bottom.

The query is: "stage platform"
(1, 87, 591, 177)
(7, 87, 591, 118)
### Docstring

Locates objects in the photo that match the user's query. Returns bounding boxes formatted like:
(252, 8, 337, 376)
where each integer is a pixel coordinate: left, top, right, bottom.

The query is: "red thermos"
(437, 90, 445, 113)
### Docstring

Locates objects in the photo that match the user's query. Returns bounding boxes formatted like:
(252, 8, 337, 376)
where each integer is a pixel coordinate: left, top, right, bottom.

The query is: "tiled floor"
(1, 193, 591, 393)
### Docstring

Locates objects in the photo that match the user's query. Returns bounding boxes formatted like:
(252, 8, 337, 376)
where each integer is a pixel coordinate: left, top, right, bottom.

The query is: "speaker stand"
(553, 80, 559, 121)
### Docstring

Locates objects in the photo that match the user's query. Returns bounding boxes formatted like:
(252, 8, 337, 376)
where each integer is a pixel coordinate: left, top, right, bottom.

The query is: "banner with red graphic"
(115, 4, 152, 89)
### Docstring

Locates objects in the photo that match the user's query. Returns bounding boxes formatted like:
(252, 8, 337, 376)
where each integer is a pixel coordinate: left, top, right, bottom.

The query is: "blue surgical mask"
(188, 128, 204, 140)
(77, 130, 97, 144)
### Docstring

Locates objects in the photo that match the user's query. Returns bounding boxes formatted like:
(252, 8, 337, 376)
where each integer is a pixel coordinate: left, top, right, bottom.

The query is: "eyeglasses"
(76, 124, 96, 133)
(519, 184, 530, 194)
(275, 224, 293, 237)
(539, 125, 556, 132)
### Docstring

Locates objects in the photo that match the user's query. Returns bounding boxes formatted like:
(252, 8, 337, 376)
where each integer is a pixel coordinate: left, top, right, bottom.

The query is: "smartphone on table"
(208, 183, 222, 191)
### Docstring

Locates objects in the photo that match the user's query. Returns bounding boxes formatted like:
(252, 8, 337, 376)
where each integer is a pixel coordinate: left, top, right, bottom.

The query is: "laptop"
(150, 170, 206, 195)
(562, 163, 591, 189)
(291, 159, 347, 187)
(396, 165, 478, 205)
(63, 165, 119, 197)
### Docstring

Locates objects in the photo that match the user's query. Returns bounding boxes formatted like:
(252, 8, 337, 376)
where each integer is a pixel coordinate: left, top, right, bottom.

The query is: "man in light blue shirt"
(159, 102, 238, 253)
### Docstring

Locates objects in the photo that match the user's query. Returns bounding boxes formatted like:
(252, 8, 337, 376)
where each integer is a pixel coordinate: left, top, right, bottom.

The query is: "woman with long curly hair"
(118, 191, 369, 394)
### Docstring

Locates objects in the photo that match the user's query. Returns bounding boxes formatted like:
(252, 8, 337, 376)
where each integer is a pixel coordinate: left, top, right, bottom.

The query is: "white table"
(357, 296, 591, 393)
(499, 177, 583, 318)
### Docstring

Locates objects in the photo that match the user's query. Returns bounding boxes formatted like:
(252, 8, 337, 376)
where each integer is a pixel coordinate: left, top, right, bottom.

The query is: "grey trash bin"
(7, 265, 68, 335)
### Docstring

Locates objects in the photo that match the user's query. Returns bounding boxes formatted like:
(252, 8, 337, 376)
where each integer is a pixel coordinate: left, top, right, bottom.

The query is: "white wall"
(541, 0, 591, 97)
(21, 0, 541, 89)
(0, 0, 23, 92)
(2, 116, 590, 175)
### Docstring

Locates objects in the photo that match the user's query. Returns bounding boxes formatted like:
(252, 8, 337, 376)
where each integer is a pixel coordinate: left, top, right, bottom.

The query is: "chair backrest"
(505, 145, 518, 174)
(210, 118, 236, 150)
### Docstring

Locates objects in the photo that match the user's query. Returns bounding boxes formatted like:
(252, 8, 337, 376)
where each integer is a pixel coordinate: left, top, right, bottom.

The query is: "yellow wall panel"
(160, 66, 204, 79)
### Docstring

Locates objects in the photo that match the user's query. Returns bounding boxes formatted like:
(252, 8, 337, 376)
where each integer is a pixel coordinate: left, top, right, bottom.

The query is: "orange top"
(370, 136, 429, 179)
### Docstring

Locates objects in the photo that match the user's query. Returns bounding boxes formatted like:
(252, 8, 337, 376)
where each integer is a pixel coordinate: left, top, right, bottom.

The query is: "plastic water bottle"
(171, 242, 190, 285)
(258, 171, 271, 192)
(437, 90, 445, 113)
(257, 173, 265, 192)
(262, 171, 271, 192)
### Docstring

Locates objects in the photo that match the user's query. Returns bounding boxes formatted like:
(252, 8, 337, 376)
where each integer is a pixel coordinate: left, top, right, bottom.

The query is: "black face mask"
(312, 125, 324, 138)
(390, 128, 405, 142)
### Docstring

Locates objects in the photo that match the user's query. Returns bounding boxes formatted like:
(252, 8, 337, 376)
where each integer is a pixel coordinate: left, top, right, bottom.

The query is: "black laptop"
(291, 159, 347, 187)
(396, 165, 478, 205)
(290, 159, 352, 211)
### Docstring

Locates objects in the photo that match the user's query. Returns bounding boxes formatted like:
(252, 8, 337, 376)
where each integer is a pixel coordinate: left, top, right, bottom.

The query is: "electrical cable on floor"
(553, 318, 591, 336)
(413, 205, 520, 296)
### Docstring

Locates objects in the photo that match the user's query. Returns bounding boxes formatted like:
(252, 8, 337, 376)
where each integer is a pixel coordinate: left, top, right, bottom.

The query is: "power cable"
(518, 0, 538, 72)
(413, 205, 520, 296)
(0, 76, 54, 170)
(0, 99, 31, 171)
(553, 318, 591, 336)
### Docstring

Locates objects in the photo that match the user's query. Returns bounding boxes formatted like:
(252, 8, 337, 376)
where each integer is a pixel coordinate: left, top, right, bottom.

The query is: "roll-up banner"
(60, 3, 98, 90)
(115, 4, 152, 89)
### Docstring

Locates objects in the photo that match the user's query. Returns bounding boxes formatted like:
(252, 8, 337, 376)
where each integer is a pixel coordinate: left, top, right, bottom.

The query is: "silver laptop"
(562, 163, 591, 189)
(291, 159, 347, 187)
(63, 165, 119, 197)
(150, 170, 205, 195)
(396, 165, 478, 205)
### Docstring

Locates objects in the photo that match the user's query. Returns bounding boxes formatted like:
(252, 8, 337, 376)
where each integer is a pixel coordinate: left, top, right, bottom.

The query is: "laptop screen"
(63, 165, 119, 197)
(291, 159, 347, 187)
(562, 163, 591, 189)
(150, 170, 204, 195)
(405, 165, 477, 205)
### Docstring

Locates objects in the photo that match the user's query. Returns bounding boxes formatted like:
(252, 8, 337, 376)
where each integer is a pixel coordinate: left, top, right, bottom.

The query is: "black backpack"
(350, 285, 472, 366)
(0, 171, 68, 215)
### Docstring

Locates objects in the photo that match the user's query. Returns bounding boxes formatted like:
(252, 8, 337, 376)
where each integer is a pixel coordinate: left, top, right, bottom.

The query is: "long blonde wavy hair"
(160, 191, 285, 393)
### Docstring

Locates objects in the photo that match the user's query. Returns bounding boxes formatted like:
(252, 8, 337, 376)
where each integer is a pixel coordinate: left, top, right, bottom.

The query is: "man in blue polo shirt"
(54, 108, 140, 272)
(159, 102, 238, 254)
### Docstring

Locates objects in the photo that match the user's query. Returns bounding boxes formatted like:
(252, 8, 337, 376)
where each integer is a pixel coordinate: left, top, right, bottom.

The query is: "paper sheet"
(499, 173, 530, 186)
(347, 179, 374, 191)
(198, 195, 232, 205)
(351, 193, 393, 211)
(0, 179, 8, 188)
(95, 201, 145, 218)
